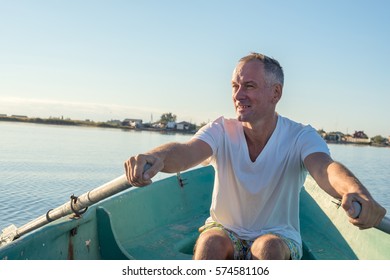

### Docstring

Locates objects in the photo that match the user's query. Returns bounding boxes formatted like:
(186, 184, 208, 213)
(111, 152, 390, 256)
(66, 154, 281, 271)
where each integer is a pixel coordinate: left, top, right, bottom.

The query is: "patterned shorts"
(197, 222, 302, 260)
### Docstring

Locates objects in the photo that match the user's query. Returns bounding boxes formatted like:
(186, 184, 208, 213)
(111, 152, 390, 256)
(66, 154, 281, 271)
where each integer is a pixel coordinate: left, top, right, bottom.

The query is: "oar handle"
(350, 201, 362, 219)
(351, 201, 390, 234)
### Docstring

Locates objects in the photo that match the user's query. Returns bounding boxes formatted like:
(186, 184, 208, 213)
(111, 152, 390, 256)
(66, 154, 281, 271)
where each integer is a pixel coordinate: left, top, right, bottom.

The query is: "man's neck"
(242, 113, 278, 162)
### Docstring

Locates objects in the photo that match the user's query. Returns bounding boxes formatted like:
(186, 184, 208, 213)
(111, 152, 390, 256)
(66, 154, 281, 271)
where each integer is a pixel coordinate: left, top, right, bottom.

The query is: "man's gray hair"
(239, 52, 284, 87)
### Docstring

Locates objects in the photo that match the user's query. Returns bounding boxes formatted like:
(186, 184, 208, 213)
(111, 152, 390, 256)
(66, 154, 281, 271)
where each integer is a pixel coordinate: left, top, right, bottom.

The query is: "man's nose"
(233, 86, 245, 100)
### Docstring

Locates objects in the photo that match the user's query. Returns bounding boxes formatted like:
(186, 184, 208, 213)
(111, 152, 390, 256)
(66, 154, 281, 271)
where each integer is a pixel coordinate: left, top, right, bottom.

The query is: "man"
(124, 52, 386, 260)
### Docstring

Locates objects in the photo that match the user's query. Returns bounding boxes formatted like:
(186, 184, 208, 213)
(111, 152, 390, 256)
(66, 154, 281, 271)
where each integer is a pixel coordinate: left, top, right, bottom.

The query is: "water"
(0, 122, 389, 231)
(0, 122, 192, 230)
(328, 143, 390, 212)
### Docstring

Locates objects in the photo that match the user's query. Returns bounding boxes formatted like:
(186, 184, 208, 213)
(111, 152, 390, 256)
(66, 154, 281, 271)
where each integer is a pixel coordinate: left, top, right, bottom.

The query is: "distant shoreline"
(2, 116, 389, 145)
(0, 116, 196, 134)
(325, 140, 389, 148)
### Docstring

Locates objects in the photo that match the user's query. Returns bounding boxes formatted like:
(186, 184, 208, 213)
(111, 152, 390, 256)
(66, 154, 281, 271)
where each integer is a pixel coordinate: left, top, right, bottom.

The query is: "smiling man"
(124, 52, 386, 260)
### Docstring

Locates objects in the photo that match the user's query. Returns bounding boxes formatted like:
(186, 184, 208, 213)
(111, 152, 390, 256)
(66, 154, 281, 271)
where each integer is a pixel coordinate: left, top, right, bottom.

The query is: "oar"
(0, 174, 132, 247)
(377, 216, 390, 234)
(351, 201, 390, 234)
(0, 163, 155, 247)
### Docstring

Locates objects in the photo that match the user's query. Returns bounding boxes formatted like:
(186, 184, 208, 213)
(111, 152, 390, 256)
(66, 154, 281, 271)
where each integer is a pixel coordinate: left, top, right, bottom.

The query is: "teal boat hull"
(1, 166, 389, 260)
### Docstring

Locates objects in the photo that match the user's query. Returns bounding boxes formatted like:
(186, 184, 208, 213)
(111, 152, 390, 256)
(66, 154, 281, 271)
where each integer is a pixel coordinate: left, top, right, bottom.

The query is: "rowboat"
(1, 166, 389, 260)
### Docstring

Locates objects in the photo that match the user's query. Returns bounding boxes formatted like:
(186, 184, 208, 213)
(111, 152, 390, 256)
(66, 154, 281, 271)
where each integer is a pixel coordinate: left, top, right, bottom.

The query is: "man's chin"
(236, 115, 247, 122)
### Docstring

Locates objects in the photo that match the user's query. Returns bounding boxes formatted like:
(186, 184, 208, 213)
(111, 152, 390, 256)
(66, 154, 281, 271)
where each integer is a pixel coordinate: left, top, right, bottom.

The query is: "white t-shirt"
(192, 115, 329, 250)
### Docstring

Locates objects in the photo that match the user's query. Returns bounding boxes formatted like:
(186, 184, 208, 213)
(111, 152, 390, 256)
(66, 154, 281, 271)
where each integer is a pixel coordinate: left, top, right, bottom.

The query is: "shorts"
(196, 222, 301, 260)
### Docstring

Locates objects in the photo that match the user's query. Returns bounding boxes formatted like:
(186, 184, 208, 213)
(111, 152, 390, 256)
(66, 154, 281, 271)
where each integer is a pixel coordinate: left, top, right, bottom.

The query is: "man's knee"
(251, 234, 290, 260)
(193, 229, 234, 260)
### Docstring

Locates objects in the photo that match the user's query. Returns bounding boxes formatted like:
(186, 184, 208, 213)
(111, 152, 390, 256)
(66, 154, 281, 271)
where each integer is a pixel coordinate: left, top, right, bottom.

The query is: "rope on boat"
(45, 209, 54, 222)
(70, 194, 88, 217)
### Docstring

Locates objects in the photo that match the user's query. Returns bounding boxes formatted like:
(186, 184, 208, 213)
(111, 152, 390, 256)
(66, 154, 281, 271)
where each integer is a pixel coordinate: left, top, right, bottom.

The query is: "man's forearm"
(145, 142, 189, 173)
(326, 161, 372, 199)
(305, 153, 371, 199)
(145, 139, 211, 173)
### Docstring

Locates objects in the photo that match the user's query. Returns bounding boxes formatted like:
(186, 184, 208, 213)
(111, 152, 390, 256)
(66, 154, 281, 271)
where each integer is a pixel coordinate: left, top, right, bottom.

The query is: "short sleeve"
(298, 125, 330, 162)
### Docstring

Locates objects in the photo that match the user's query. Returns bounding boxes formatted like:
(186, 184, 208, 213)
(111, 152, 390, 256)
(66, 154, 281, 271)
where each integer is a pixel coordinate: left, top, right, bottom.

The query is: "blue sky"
(1, 0, 389, 137)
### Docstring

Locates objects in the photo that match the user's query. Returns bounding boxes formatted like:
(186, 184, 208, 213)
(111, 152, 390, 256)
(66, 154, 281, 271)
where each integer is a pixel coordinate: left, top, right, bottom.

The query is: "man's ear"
(272, 83, 282, 104)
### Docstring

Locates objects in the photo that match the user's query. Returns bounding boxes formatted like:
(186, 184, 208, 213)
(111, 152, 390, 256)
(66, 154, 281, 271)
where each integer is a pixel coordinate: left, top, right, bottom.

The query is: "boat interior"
(1, 166, 389, 260)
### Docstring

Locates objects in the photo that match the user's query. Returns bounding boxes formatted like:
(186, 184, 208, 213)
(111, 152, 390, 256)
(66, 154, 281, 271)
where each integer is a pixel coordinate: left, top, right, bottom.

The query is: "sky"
(1, 0, 389, 137)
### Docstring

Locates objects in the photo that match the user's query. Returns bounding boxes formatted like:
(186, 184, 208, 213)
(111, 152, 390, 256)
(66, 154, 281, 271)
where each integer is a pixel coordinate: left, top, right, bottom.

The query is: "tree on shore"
(159, 112, 177, 126)
(371, 135, 387, 145)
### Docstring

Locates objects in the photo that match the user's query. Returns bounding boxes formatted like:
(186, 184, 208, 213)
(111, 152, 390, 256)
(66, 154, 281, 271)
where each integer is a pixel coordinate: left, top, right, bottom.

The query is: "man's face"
(231, 60, 280, 124)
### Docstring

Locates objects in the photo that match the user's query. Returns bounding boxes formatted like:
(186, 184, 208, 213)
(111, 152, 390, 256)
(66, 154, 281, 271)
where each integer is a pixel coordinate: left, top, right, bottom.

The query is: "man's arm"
(124, 138, 212, 187)
(304, 152, 386, 229)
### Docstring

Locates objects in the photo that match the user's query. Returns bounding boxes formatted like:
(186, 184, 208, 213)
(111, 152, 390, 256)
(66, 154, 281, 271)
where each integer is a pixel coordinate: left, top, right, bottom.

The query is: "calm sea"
(1, 121, 389, 231)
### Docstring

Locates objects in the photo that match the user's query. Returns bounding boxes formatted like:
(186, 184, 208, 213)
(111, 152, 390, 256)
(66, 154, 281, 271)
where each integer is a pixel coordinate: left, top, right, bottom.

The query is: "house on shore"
(176, 121, 195, 131)
(166, 121, 176, 129)
(324, 131, 345, 143)
(152, 121, 196, 132)
(122, 118, 143, 128)
(11, 115, 28, 119)
(345, 131, 371, 144)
